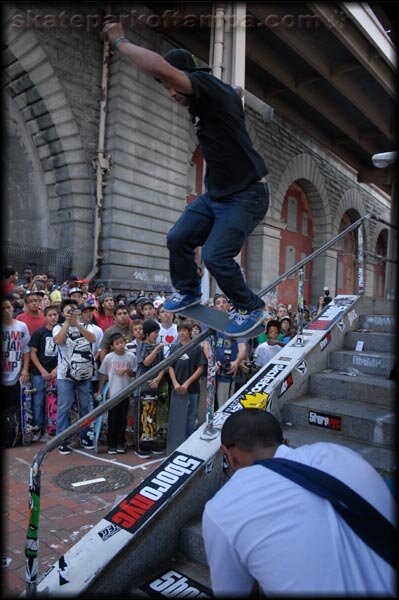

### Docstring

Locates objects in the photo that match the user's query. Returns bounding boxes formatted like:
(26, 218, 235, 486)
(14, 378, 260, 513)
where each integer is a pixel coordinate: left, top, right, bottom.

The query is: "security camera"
(371, 151, 397, 169)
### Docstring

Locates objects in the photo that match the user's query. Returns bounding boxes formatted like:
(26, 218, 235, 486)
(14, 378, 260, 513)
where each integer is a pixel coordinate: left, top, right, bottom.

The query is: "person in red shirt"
(1, 267, 25, 296)
(16, 291, 47, 335)
(92, 292, 115, 332)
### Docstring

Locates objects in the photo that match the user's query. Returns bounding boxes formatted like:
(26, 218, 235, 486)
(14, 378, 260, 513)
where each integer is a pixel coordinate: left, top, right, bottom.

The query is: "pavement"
(2, 436, 166, 597)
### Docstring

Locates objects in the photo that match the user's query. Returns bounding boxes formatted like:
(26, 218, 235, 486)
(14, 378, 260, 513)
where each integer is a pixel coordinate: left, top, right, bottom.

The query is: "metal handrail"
(24, 210, 377, 596)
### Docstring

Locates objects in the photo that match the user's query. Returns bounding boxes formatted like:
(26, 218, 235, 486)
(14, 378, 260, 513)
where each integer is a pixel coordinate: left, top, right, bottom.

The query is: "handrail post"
(357, 222, 365, 295)
(201, 333, 219, 440)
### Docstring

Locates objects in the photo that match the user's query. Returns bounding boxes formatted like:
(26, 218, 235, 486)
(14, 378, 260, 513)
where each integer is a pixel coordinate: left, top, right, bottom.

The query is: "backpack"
(65, 330, 94, 382)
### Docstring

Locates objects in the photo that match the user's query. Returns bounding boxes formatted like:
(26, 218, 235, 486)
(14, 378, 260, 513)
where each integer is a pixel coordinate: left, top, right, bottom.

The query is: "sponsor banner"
(296, 360, 307, 376)
(319, 332, 332, 352)
(224, 363, 286, 414)
(306, 298, 354, 331)
(309, 411, 341, 431)
(139, 569, 212, 597)
(105, 453, 203, 534)
(98, 523, 121, 542)
(279, 373, 293, 397)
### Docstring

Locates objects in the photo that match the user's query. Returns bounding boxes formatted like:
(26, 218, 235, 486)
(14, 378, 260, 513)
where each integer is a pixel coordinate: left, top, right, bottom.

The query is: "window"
(287, 196, 297, 231)
(286, 245, 296, 278)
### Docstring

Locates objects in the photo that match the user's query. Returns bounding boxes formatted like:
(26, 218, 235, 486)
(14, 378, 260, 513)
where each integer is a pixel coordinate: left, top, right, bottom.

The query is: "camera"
(221, 349, 232, 375)
(322, 288, 332, 308)
(69, 308, 82, 316)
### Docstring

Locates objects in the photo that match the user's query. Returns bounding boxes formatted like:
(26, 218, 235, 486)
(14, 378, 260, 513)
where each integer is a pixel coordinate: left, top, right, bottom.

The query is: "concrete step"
(284, 394, 396, 447)
(344, 330, 396, 353)
(309, 370, 396, 407)
(281, 424, 397, 479)
(179, 515, 208, 568)
(358, 314, 397, 332)
(130, 555, 212, 597)
(328, 349, 396, 377)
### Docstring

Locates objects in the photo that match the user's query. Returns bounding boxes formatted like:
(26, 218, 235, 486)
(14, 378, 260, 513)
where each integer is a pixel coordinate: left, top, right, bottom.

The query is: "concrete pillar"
(365, 258, 377, 297)
(384, 170, 397, 300)
(312, 247, 337, 303)
(247, 218, 283, 293)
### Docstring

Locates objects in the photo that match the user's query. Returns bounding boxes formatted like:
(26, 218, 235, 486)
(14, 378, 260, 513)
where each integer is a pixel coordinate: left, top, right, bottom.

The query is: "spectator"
(68, 287, 84, 304)
(254, 320, 284, 368)
(1, 295, 30, 446)
(126, 319, 144, 357)
(134, 320, 165, 458)
(157, 307, 178, 358)
(91, 281, 106, 307)
(202, 409, 395, 597)
(16, 291, 47, 335)
(53, 299, 96, 454)
(60, 274, 80, 299)
(28, 304, 59, 440)
(92, 292, 115, 332)
(9, 292, 24, 317)
(98, 304, 133, 363)
(142, 299, 157, 322)
(276, 303, 289, 320)
(169, 320, 206, 438)
(279, 316, 294, 343)
(256, 313, 284, 346)
(79, 303, 104, 394)
(46, 274, 62, 307)
(2, 267, 25, 296)
(191, 322, 202, 338)
(97, 332, 137, 454)
(79, 280, 97, 306)
(203, 294, 247, 410)
(18, 267, 35, 289)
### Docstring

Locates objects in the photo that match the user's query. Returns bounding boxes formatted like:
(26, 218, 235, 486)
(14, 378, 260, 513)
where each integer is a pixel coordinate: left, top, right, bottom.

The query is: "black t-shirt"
(169, 342, 206, 394)
(28, 326, 58, 375)
(188, 71, 267, 199)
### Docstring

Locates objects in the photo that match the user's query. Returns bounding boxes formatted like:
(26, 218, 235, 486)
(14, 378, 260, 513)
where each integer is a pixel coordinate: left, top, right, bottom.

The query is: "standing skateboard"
(137, 388, 158, 453)
(166, 390, 189, 455)
(20, 380, 38, 445)
(178, 304, 265, 338)
(94, 382, 109, 452)
(46, 378, 57, 437)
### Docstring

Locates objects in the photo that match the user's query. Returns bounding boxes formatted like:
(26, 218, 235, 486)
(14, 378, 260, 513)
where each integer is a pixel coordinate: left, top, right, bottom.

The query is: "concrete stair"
(283, 313, 397, 479)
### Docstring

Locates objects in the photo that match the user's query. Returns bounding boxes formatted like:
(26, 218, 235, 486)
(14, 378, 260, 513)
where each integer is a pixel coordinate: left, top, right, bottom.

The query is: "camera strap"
(255, 457, 396, 568)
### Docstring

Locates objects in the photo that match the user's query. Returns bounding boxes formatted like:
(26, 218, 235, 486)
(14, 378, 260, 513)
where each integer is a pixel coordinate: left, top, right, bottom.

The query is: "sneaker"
(163, 292, 201, 313)
(116, 444, 126, 453)
(134, 449, 151, 459)
(32, 428, 41, 442)
(59, 443, 72, 455)
(224, 308, 265, 337)
(151, 447, 164, 455)
(81, 437, 94, 450)
(107, 447, 117, 455)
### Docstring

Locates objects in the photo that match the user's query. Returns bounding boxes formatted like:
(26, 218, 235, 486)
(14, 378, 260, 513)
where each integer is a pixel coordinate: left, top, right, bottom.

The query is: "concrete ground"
(2, 437, 165, 597)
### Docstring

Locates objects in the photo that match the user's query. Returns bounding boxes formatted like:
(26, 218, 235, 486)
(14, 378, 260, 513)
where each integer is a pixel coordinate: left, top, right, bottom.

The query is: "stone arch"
(3, 9, 95, 273)
(273, 153, 331, 246)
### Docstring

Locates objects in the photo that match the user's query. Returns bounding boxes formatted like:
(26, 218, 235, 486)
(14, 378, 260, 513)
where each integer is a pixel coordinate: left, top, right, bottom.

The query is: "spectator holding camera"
(203, 294, 247, 410)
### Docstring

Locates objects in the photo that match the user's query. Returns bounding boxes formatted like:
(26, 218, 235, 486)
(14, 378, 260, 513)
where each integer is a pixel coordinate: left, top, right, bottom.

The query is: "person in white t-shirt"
(202, 409, 395, 597)
(156, 307, 178, 359)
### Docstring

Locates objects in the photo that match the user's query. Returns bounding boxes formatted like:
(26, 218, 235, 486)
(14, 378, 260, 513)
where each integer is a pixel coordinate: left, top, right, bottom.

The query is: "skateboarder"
(101, 18, 269, 337)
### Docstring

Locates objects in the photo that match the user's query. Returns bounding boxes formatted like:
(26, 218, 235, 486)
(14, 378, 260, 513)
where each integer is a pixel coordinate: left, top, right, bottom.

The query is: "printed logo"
(279, 373, 293, 397)
(319, 332, 331, 352)
(277, 356, 292, 362)
(213, 411, 231, 427)
(98, 523, 121, 541)
(224, 363, 285, 413)
(296, 360, 307, 376)
(106, 453, 203, 534)
(309, 411, 341, 430)
(337, 319, 345, 331)
(140, 569, 211, 597)
(347, 309, 357, 326)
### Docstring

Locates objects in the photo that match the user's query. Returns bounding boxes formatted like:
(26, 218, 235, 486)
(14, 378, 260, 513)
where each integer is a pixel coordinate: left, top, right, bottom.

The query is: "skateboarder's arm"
(101, 19, 193, 95)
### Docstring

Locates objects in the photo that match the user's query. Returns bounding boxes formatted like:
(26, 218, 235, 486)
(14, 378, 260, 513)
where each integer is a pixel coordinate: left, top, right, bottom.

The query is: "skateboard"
(166, 390, 189, 455)
(136, 388, 158, 453)
(46, 379, 57, 436)
(20, 380, 38, 445)
(3, 405, 20, 447)
(177, 304, 265, 338)
(94, 382, 109, 452)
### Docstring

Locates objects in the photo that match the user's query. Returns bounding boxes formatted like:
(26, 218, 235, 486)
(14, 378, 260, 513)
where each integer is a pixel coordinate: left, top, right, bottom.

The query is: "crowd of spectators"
(1, 265, 327, 453)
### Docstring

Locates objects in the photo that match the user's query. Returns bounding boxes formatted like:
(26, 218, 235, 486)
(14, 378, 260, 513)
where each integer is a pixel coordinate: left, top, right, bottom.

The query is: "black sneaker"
(81, 437, 94, 450)
(116, 444, 126, 453)
(134, 449, 151, 459)
(107, 447, 117, 455)
(59, 443, 72, 455)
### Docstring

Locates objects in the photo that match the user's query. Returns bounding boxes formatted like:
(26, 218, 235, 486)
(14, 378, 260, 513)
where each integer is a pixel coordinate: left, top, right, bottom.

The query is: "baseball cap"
(143, 319, 160, 337)
(79, 303, 96, 312)
(68, 287, 83, 295)
(163, 49, 211, 73)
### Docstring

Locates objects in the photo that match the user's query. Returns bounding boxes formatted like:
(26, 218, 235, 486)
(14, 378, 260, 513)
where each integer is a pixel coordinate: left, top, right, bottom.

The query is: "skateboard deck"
(46, 379, 57, 436)
(4, 405, 20, 447)
(177, 304, 265, 338)
(166, 390, 189, 456)
(20, 380, 38, 445)
(94, 382, 109, 453)
(137, 389, 158, 453)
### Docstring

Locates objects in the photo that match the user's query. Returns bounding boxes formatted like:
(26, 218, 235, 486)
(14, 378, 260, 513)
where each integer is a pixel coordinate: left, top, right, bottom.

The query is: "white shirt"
(53, 323, 96, 380)
(1, 321, 30, 386)
(202, 442, 396, 597)
(99, 350, 137, 397)
(254, 341, 280, 367)
(157, 323, 178, 358)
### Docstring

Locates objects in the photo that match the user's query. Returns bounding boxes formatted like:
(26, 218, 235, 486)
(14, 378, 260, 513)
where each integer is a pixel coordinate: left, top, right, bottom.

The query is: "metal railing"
(24, 211, 383, 596)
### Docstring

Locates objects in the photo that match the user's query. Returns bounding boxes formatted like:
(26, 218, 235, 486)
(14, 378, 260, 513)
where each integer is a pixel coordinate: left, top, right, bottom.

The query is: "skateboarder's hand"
(101, 16, 124, 43)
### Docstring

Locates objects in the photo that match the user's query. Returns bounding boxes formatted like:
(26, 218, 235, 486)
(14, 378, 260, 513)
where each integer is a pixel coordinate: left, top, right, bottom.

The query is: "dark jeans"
(167, 182, 269, 311)
(107, 397, 129, 447)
